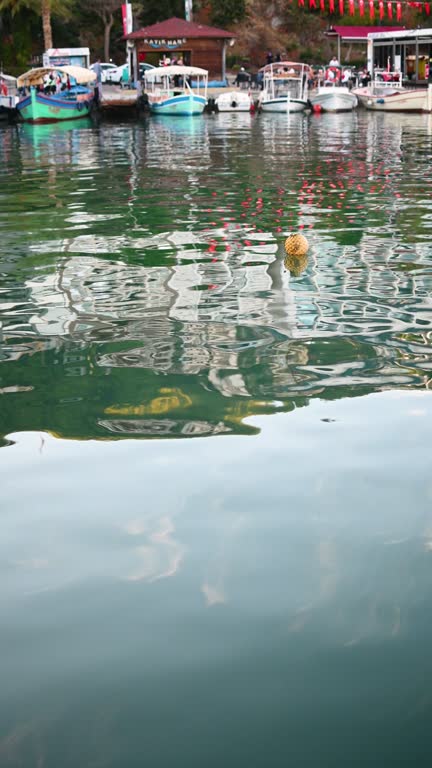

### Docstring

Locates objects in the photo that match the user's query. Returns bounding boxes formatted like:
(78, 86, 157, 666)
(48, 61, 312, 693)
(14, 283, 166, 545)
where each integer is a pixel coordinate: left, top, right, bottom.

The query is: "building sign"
(42, 47, 90, 68)
(143, 38, 187, 49)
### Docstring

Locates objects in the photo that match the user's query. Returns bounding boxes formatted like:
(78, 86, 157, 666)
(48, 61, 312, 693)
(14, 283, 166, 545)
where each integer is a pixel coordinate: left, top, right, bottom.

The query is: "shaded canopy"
(17, 66, 96, 87)
(144, 65, 208, 80)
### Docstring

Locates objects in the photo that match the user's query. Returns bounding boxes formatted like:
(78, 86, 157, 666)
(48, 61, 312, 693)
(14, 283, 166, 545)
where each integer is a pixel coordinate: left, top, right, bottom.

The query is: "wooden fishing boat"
(143, 65, 208, 116)
(258, 62, 310, 113)
(16, 66, 95, 123)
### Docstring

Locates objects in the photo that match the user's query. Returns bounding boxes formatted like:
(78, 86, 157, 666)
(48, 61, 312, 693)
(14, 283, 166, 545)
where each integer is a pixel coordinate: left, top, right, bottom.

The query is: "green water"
(1, 112, 432, 766)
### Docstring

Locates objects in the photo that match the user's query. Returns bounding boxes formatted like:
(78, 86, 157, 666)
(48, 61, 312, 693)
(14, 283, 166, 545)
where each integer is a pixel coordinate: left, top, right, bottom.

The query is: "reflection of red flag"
(349, 0, 355, 13)
(369, 0, 375, 18)
(396, 1, 402, 18)
(387, 1, 392, 17)
(339, 0, 344, 12)
(359, 0, 365, 13)
(379, 0, 384, 18)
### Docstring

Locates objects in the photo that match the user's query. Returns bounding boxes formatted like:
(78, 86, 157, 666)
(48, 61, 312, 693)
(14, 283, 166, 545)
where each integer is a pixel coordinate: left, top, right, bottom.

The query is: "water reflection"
(1, 112, 432, 443)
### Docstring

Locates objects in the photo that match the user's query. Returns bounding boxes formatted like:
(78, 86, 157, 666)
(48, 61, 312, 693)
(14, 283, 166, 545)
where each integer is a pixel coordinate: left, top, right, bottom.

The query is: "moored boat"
(143, 65, 208, 116)
(353, 72, 426, 112)
(16, 66, 95, 123)
(258, 62, 310, 113)
(0, 73, 19, 120)
(215, 90, 253, 112)
(310, 66, 358, 112)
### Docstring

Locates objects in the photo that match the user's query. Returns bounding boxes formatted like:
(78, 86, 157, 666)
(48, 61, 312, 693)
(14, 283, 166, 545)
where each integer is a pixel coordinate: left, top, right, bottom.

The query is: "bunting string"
(300, 0, 431, 17)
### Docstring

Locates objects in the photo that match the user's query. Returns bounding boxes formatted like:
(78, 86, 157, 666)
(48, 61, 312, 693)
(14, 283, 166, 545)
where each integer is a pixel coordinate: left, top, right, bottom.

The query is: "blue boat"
(144, 65, 208, 116)
(16, 66, 95, 123)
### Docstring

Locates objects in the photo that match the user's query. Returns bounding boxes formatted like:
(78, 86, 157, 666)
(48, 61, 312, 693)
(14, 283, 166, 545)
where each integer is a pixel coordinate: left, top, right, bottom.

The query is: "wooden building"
(125, 17, 234, 81)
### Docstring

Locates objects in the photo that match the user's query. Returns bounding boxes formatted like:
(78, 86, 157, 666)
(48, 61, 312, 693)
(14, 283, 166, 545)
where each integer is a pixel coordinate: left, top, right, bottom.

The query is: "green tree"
(138, 0, 184, 25)
(206, 0, 246, 26)
(0, 0, 70, 51)
(88, 0, 123, 61)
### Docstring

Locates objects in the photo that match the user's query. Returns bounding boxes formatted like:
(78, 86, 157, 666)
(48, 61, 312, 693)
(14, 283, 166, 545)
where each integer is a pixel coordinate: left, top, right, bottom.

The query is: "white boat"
(215, 90, 252, 112)
(258, 62, 310, 113)
(143, 65, 207, 116)
(0, 73, 18, 120)
(310, 66, 357, 112)
(353, 72, 426, 112)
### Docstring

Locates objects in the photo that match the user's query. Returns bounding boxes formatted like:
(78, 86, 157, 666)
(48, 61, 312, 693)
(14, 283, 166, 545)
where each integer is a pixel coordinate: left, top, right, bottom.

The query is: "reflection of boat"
(215, 91, 252, 112)
(21, 117, 93, 141)
(144, 65, 208, 116)
(258, 62, 309, 113)
(16, 66, 95, 123)
(310, 67, 357, 112)
(353, 73, 426, 111)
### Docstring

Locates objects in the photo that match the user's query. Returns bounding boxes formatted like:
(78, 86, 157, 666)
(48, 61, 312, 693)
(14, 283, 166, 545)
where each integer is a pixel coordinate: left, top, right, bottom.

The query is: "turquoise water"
(1, 112, 432, 766)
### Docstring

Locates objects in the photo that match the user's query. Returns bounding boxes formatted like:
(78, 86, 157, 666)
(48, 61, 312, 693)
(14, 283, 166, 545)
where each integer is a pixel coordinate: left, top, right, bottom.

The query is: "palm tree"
(0, 0, 70, 51)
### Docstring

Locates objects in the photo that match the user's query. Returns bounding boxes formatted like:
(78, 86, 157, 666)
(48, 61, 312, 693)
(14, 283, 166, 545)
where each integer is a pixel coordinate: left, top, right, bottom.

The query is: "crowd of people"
(39, 71, 71, 94)
(230, 53, 373, 92)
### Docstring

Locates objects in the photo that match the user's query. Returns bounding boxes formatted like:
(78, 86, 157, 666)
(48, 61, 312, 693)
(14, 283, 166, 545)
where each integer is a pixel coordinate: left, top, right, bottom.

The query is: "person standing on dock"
(93, 59, 102, 102)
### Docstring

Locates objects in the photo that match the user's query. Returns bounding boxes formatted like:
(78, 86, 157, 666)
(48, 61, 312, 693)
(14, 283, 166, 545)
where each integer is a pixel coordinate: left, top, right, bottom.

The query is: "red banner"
(359, 0, 365, 14)
(379, 0, 384, 18)
(320, 0, 325, 9)
(396, 1, 402, 18)
(426, 2, 431, 13)
(369, 0, 375, 19)
(329, 0, 335, 11)
(339, 0, 344, 12)
(349, 0, 355, 13)
(387, 0, 393, 16)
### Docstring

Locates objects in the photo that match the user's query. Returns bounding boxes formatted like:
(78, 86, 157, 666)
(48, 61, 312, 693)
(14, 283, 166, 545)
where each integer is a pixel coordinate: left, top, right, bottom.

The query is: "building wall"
(136, 38, 225, 79)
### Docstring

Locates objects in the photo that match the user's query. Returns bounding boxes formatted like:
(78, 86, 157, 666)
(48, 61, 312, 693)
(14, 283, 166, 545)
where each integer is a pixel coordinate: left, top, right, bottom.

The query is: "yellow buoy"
(284, 252, 309, 277)
(284, 233, 309, 258)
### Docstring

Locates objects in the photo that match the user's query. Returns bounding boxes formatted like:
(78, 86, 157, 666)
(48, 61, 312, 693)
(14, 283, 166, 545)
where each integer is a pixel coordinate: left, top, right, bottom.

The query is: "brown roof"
(125, 16, 233, 41)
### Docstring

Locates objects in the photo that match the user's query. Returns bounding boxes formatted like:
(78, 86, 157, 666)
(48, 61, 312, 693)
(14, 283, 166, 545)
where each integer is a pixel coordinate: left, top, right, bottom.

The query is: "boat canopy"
(259, 61, 312, 77)
(17, 65, 96, 87)
(0, 72, 17, 83)
(144, 65, 208, 80)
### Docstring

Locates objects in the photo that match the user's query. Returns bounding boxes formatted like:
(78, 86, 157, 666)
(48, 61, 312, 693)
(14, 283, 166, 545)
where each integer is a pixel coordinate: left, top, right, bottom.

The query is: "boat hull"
(215, 91, 252, 112)
(310, 89, 358, 112)
(17, 90, 93, 123)
(354, 87, 426, 111)
(149, 94, 206, 116)
(260, 97, 307, 113)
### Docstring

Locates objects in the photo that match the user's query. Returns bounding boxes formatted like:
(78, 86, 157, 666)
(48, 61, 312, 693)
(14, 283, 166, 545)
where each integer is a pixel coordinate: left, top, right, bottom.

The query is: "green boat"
(16, 65, 95, 123)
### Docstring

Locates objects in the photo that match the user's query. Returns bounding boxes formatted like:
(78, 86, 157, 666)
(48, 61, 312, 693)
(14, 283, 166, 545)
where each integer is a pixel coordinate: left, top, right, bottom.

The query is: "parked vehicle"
(89, 62, 117, 83)
(106, 62, 155, 86)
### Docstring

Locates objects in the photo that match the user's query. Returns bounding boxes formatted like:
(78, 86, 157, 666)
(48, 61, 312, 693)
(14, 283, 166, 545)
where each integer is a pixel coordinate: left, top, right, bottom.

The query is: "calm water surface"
(1, 112, 432, 766)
